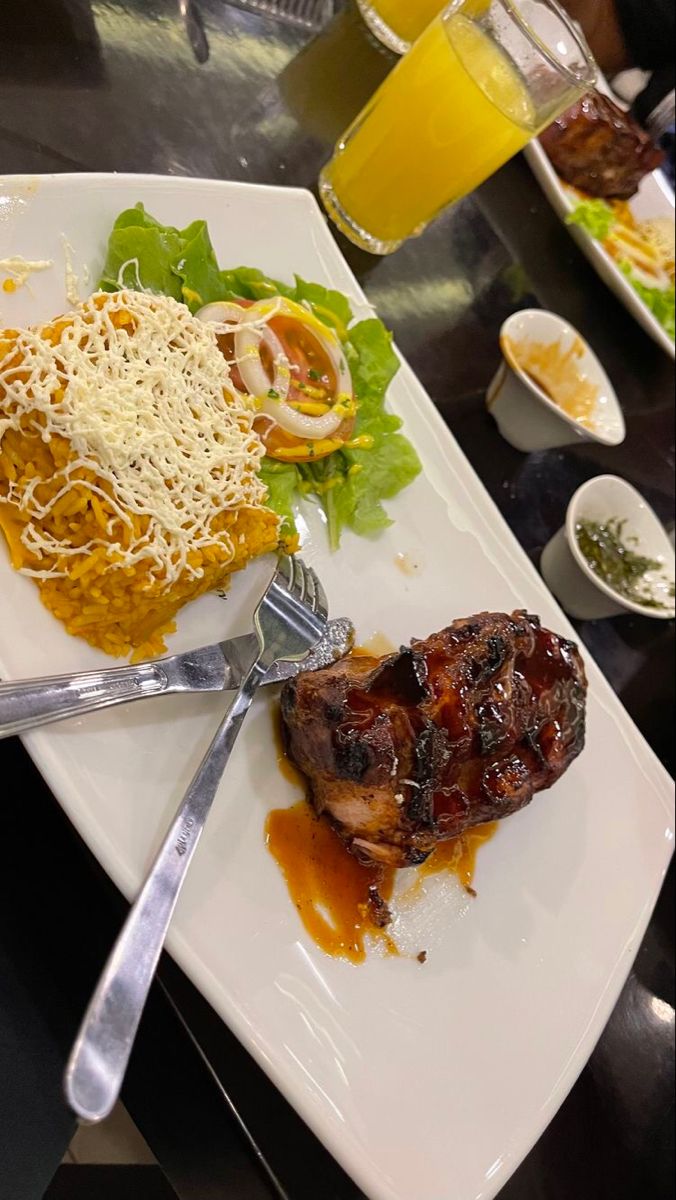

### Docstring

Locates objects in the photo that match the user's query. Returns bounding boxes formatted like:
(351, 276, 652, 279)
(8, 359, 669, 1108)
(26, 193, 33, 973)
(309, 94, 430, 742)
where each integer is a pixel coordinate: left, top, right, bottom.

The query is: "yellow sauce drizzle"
(345, 434, 375, 450)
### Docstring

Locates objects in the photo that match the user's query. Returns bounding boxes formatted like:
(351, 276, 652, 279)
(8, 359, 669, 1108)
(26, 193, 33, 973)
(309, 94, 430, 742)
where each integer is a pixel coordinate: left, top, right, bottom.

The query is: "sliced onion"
(195, 301, 247, 325)
(235, 317, 291, 404)
(261, 398, 343, 440)
(259, 297, 353, 401)
(268, 311, 352, 439)
(204, 297, 355, 442)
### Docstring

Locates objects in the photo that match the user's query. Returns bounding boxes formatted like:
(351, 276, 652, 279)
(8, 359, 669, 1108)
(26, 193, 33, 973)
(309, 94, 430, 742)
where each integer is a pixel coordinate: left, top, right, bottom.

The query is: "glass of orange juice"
(357, 0, 448, 55)
(320, 0, 596, 255)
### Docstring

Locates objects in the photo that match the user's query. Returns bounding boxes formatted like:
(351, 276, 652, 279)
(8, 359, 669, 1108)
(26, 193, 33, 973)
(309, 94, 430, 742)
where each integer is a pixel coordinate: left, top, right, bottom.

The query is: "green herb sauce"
(575, 518, 673, 611)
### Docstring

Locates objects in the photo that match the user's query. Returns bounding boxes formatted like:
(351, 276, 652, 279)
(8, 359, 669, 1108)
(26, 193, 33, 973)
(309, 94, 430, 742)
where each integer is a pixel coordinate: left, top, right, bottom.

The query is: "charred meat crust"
(540, 91, 665, 200)
(281, 611, 587, 867)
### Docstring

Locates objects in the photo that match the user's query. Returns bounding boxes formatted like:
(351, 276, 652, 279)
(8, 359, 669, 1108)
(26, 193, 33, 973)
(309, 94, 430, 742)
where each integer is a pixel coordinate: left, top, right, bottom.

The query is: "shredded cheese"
(641, 216, 676, 279)
(0, 289, 270, 586)
(61, 236, 80, 305)
(0, 255, 54, 288)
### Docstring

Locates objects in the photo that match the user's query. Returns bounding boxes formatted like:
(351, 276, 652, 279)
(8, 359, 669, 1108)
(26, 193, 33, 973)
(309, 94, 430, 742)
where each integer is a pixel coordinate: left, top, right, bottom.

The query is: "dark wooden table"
(0, 3, 673, 1199)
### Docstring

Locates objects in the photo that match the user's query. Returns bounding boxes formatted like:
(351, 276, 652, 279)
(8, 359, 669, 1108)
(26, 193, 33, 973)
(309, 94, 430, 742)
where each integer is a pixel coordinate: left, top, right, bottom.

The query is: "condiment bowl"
(486, 310, 626, 451)
(541, 475, 675, 620)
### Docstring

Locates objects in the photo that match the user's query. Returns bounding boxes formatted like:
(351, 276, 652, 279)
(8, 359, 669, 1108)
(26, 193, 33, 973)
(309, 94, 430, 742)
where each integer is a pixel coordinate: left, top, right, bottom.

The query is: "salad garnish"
(99, 204, 421, 549)
(566, 198, 675, 342)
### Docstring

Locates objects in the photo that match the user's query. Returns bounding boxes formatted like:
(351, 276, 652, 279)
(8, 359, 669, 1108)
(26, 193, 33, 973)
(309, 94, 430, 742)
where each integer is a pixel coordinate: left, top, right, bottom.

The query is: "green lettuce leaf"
(99, 203, 223, 311)
(566, 198, 616, 241)
(98, 205, 422, 549)
(174, 220, 225, 311)
(296, 318, 420, 549)
(258, 459, 300, 549)
(346, 319, 400, 415)
(219, 266, 294, 303)
(328, 434, 421, 544)
(619, 262, 675, 341)
(110, 205, 166, 232)
(99, 207, 185, 300)
(291, 277, 352, 339)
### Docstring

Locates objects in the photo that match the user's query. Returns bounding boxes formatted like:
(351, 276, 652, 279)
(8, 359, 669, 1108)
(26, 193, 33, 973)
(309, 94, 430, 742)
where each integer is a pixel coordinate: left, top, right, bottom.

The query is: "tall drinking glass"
(320, 0, 596, 255)
(357, 0, 448, 55)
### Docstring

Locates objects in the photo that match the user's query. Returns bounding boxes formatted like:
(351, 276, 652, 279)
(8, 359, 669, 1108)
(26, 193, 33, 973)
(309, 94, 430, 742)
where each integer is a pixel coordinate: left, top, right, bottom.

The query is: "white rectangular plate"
(525, 138, 675, 359)
(0, 174, 673, 1200)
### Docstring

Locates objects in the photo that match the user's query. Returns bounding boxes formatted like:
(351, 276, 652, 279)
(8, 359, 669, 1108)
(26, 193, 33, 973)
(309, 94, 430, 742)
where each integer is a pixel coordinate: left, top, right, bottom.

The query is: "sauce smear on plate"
(266, 802, 396, 964)
(419, 823, 498, 895)
(353, 632, 396, 657)
(266, 805, 498, 962)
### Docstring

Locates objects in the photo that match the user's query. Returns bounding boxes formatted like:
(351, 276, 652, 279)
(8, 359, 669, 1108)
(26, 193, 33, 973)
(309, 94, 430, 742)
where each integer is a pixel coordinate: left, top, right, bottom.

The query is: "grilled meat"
(281, 612, 587, 867)
(540, 91, 665, 200)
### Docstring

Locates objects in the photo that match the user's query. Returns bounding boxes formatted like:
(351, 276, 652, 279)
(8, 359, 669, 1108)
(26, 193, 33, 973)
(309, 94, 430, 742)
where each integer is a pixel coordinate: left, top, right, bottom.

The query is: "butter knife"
(0, 617, 353, 740)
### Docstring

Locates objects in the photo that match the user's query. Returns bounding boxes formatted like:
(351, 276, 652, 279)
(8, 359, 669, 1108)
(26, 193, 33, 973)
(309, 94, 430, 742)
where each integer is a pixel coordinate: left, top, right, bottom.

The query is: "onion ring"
(235, 306, 291, 405)
(200, 297, 354, 443)
(195, 300, 247, 326)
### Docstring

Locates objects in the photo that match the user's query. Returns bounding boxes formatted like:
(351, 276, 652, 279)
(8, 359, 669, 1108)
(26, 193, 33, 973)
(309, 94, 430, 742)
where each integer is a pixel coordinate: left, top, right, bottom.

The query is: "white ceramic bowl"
(541, 475, 676, 620)
(486, 310, 626, 451)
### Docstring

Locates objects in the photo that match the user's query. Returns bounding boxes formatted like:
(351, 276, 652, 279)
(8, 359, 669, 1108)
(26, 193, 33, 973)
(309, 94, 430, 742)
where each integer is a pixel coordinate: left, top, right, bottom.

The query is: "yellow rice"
(0, 299, 286, 660)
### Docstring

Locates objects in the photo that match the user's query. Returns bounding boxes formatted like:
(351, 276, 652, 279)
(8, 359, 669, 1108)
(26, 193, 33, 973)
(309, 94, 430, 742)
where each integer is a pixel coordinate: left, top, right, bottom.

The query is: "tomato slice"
(216, 303, 356, 462)
(253, 412, 356, 463)
(267, 314, 338, 401)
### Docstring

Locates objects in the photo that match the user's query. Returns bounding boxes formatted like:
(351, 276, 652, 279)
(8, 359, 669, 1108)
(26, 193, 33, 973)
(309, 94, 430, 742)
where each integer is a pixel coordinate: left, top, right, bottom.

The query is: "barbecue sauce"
(268, 714, 396, 964)
(266, 803, 497, 962)
(419, 823, 498, 895)
(268, 634, 504, 963)
(269, 716, 497, 962)
(266, 802, 397, 964)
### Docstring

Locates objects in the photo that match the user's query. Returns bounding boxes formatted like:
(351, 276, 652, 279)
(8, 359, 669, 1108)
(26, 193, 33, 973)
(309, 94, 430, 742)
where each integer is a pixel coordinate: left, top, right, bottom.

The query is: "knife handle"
(0, 661, 171, 739)
(0, 640, 234, 740)
(0, 620, 353, 741)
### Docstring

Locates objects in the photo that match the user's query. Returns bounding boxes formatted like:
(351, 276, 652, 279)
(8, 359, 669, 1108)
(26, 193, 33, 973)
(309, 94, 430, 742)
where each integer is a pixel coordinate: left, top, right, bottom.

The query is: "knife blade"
(0, 618, 354, 740)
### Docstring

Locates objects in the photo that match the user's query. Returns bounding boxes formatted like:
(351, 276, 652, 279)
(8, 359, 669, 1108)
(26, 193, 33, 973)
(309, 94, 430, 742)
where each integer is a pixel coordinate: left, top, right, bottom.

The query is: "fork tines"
(276, 555, 327, 615)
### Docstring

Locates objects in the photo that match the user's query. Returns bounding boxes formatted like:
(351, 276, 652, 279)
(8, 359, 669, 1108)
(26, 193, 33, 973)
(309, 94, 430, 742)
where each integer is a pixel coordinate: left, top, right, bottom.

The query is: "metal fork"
(64, 556, 328, 1125)
(227, 0, 335, 31)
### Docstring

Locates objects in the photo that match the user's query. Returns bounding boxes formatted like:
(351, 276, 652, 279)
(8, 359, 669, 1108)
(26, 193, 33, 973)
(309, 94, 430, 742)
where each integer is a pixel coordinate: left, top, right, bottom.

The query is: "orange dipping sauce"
(504, 334, 599, 429)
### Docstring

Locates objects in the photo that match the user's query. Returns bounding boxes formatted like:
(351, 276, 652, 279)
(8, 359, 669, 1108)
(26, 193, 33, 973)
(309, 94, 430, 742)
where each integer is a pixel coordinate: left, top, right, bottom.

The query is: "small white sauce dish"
(541, 474, 676, 620)
(486, 310, 626, 452)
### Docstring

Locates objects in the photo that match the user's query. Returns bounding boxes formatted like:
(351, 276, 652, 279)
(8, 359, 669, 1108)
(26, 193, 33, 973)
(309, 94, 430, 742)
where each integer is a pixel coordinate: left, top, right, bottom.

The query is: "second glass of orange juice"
(320, 0, 596, 255)
(357, 0, 448, 55)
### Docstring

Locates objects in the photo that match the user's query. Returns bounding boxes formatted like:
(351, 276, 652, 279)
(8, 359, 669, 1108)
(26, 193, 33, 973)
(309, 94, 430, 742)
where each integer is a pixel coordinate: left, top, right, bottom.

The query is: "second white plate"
(525, 137, 675, 358)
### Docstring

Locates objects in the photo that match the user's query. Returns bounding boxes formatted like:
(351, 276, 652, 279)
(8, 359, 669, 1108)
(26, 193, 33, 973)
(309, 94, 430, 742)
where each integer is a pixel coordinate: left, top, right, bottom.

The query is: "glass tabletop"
(0, 2, 672, 1198)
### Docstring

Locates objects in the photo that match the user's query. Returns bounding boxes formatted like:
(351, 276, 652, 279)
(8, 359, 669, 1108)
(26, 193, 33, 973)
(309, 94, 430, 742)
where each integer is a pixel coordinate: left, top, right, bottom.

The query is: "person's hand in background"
(560, 0, 675, 129)
(559, 0, 632, 75)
